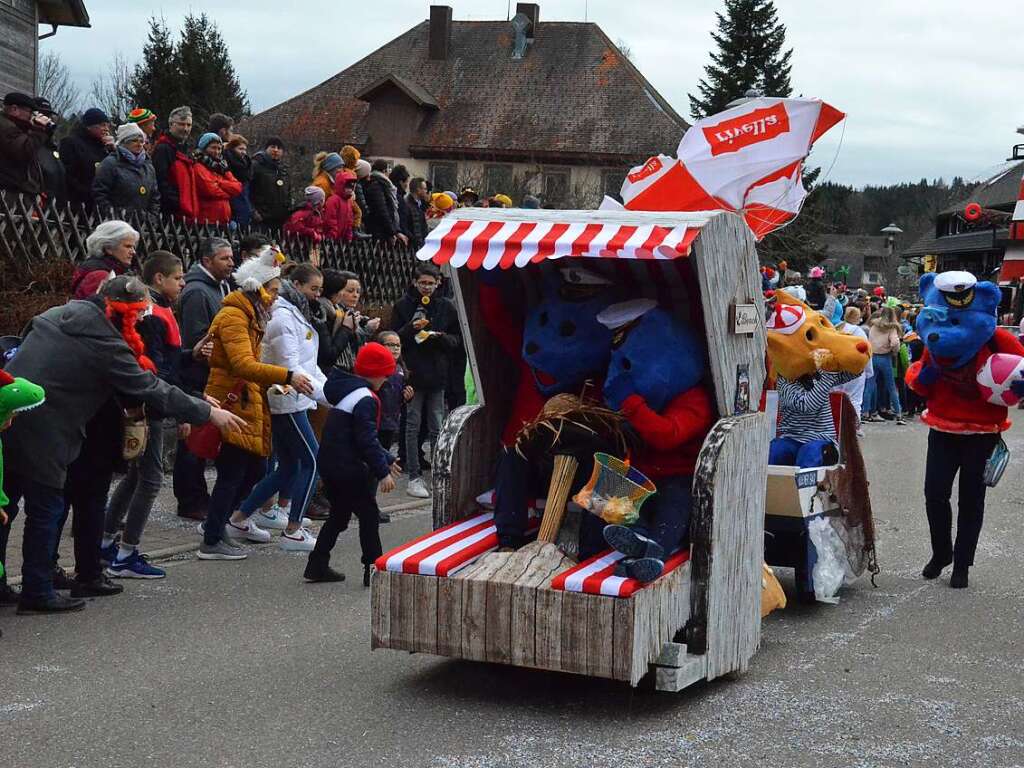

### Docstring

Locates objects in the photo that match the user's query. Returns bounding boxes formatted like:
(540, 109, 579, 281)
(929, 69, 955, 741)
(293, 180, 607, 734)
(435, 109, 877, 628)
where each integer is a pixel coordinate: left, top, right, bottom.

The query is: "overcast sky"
(41, 0, 1021, 189)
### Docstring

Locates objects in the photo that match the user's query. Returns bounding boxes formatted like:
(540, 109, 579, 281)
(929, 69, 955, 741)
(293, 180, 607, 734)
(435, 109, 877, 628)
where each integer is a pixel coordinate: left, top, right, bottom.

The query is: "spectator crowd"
(0, 94, 482, 617)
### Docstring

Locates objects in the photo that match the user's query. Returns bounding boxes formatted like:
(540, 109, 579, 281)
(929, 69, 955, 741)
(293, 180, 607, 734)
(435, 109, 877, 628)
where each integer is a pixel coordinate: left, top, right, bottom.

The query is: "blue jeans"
(862, 372, 877, 415)
(872, 354, 902, 416)
(240, 411, 318, 524)
(2, 473, 65, 600)
(404, 388, 445, 480)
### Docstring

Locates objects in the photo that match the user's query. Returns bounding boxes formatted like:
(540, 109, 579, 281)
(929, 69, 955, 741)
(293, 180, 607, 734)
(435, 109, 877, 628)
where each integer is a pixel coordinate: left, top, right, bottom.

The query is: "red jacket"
(284, 204, 326, 241)
(620, 387, 716, 479)
(70, 254, 129, 299)
(323, 173, 356, 242)
(153, 134, 199, 220)
(906, 327, 1024, 434)
(193, 161, 242, 224)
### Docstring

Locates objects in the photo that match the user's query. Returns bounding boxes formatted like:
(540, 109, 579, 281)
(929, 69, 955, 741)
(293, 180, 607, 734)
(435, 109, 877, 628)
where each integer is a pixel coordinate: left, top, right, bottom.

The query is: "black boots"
(304, 560, 345, 583)
(949, 566, 969, 589)
(362, 564, 371, 587)
(70, 574, 124, 598)
(17, 593, 86, 614)
(922, 555, 952, 580)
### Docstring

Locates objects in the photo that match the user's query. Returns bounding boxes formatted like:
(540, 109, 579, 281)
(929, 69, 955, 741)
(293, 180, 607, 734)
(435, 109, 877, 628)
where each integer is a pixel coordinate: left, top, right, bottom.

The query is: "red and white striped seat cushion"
(550, 548, 690, 598)
(375, 511, 540, 577)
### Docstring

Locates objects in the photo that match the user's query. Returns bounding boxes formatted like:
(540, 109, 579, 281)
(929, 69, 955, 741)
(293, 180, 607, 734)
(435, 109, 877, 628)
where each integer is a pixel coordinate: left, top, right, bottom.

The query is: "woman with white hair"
(71, 219, 139, 299)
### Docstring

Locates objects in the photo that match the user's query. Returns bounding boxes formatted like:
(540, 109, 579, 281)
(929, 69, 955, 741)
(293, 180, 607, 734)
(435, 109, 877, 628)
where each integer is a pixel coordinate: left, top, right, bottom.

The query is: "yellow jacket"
(205, 291, 289, 456)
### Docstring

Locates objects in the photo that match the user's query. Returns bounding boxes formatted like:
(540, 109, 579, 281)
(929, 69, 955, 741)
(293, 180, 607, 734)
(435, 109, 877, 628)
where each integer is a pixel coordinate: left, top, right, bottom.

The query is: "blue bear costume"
(588, 302, 716, 581)
(906, 271, 1024, 587)
(478, 267, 616, 549)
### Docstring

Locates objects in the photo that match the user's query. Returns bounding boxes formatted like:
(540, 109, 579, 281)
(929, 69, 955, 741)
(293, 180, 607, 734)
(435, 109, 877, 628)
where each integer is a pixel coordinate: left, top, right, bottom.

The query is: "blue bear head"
(916, 272, 1000, 369)
(606, 307, 706, 412)
(522, 273, 615, 396)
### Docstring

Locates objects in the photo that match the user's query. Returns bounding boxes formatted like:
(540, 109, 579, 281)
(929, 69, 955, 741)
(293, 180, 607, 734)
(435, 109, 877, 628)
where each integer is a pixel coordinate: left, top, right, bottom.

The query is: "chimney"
(516, 3, 539, 31)
(429, 5, 452, 61)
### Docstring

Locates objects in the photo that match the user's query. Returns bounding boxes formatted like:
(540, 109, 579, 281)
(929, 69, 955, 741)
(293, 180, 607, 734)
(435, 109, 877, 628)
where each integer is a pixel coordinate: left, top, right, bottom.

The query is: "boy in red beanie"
(307, 342, 400, 585)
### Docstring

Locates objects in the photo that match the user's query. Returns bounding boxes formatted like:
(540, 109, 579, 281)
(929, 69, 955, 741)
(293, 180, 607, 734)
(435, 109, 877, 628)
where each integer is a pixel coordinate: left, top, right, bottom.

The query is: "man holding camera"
(0, 92, 55, 197)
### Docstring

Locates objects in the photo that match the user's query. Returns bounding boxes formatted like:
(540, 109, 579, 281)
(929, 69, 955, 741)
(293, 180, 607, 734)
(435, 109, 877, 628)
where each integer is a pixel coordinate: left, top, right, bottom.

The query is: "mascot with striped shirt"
(766, 290, 872, 467)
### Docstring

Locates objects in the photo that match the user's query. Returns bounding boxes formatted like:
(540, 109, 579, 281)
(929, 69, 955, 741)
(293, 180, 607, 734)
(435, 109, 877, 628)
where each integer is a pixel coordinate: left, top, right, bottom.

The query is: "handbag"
(185, 383, 243, 461)
(983, 437, 1009, 488)
(122, 407, 149, 462)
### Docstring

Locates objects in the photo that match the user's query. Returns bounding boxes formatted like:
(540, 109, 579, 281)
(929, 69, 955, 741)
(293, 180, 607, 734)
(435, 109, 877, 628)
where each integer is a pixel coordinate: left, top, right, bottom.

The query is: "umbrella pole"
(538, 454, 579, 543)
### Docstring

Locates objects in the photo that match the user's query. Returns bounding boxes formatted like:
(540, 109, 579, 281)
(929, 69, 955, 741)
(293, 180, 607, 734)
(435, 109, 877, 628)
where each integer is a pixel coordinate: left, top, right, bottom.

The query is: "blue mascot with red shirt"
(907, 270, 1024, 588)
(590, 299, 716, 582)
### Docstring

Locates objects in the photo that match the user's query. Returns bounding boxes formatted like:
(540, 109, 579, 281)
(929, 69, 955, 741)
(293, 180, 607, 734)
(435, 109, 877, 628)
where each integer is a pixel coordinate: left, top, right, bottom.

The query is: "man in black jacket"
(362, 159, 407, 244)
(250, 137, 292, 230)
(33, 98, 66, 206)
(389, 263, 460, 499)
(59, 107, 114, 210)
(0, 91, 54, 196)
(404, 176, 429, 251)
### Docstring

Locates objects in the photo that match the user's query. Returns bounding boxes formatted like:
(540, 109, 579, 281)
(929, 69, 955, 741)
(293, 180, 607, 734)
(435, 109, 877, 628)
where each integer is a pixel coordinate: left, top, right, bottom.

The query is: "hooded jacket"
(59, 125, 112, 209)
(70, 253, 130, 299)
(389, 285, 460, 390)
(152, 133, 199, 219)
(179, 263, 229, 393)
(323, 171, 356, 242)
(283, 203, 325, 241)
(318, 368, 394, 481)
(92, 149, 160, 213)
(0, 112, 50, 195)
(2, 299, 211, 488)
(250, 151, 292, 227)
(361, 172, 399, 239)
(264, 281, 327, 414)
(205, 291, 290, 456)
(193, 156, 242, 224)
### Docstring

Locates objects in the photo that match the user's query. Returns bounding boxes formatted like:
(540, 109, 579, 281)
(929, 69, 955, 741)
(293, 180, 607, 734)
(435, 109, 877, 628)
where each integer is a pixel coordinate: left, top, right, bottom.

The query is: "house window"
(601, 169, 626, 202)
(542, 169, 570, 206)
(429, 162, 457, 193)
(484, 164, 514, 197)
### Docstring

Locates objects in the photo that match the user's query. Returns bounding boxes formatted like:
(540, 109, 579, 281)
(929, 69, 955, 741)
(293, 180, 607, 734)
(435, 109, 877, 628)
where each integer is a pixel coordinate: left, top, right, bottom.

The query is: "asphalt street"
(2, 417, 1024, 768)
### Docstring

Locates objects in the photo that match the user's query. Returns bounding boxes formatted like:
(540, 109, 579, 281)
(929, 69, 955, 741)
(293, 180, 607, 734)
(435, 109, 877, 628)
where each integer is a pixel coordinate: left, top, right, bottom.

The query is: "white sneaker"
(407, 477, 430, 499)
(251, 506, 289, 531)
(279, 527, 317, 552)
(225, 519, 272, 544)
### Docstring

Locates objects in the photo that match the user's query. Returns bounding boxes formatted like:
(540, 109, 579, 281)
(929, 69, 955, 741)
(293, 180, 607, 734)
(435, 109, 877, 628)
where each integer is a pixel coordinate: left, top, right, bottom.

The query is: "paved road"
(3, 418, 1024, 767)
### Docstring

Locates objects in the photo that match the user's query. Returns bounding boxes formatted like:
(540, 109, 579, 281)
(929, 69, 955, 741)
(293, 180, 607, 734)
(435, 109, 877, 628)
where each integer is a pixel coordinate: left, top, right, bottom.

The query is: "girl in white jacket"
(229, 264, 328, 550)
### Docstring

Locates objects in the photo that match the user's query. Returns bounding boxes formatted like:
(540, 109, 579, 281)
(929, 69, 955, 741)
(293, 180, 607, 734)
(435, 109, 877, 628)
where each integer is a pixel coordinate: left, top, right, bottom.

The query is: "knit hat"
(322, 152, 344, 173)
(197, 132, 222, 151)
(127, 107, 156, 126)
(430, 192, 454, 212)
(234, 246, 284, 292)
(82, 108, 110, 127)
(115, 122, 146, 145)
(492, 194, 513, 208)
(341, 145, 360, 169)
(354, 159, 371, 179)
(305, 185, 326, 207)
(354, 342, 397, 378)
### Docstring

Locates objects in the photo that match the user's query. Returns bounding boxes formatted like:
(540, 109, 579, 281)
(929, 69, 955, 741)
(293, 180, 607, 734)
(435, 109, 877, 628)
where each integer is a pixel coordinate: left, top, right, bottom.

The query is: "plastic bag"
(807, 517, 846, 604)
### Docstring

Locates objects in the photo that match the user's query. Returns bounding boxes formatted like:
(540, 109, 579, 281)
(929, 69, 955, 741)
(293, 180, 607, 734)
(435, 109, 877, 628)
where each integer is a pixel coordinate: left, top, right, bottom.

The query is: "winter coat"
(0, 112, 49, 195)
(404, 193, 428, 249)
(323, 172, 356, 242)
(179, 263, 229, 393)
(361, 173, 399, 239)
(318, 368, 395, 481)
(205, 290, 290, 456)
(264, 282, 327, 414)
(250, 151, 292, 228)
(283, 204, 326, 241)
(193, 157, 242, 225)
(389, 285, 460, 391)
(2, 299, 211, 488)
(152, 133, 199, 219)
(352, 178, 367, 231)
(92, 149, 160, 214)
(70, 253, 130, 299)
(311, 171, 334, 202)
(37, 138, 67, 205)
(59, 126, 113, 209)
(311, 298, 372, 374)
(377, 367, 406, 433)
(138, 287, 184, 418)
(224, 148, 253, 225)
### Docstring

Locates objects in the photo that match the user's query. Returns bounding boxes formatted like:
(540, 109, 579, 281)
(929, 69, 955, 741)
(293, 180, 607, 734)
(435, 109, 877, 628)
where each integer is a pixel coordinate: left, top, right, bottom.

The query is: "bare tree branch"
(88, 52, 134, 124)
(36, 51, 81, 118)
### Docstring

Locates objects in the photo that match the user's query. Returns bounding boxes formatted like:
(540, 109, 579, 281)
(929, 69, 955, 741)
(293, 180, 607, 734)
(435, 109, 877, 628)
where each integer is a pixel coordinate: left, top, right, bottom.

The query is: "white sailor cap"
(934, 271, 976, 294)
(559, 265, 613, 287)
(596, 298, 658, 330)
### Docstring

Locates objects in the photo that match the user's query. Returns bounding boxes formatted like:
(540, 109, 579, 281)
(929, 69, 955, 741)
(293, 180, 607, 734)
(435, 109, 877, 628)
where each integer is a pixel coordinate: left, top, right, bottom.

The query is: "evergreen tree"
(175, 13, 250, 127)
(129, 17, 184, 126)
(688, 0, 793, 120)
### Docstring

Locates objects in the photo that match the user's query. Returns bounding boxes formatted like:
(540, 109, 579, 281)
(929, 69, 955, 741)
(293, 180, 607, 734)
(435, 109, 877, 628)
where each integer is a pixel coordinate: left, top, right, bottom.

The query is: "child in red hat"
(306, 342, 401, 585)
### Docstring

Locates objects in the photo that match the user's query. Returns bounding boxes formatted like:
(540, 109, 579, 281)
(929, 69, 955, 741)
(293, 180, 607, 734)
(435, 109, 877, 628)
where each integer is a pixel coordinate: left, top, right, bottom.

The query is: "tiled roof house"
(240, 3, 688, 207)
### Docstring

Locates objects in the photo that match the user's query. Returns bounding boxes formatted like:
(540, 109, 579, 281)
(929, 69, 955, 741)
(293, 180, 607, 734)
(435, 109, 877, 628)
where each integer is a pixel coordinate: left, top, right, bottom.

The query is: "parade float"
(369, 97, 866, 690)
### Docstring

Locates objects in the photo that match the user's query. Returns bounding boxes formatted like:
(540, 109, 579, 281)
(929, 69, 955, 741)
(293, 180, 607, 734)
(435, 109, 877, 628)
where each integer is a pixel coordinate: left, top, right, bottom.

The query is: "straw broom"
(538, 454, 579, 543)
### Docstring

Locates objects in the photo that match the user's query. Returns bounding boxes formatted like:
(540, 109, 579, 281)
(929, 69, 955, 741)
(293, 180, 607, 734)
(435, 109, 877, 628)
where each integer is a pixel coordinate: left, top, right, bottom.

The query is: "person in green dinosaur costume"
(0, 368, 46, 636)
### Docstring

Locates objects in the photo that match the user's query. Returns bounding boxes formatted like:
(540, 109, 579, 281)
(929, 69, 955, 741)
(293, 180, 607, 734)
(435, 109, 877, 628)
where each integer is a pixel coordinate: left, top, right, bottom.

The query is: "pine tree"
(175, 13, 250, 127)
(129, 17, 184, 125)
(688, 0, 793, 120)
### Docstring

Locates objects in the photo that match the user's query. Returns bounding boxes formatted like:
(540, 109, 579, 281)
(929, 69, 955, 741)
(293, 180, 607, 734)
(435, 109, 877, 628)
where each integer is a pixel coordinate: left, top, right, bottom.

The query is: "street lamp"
(881, 222, 903, 255)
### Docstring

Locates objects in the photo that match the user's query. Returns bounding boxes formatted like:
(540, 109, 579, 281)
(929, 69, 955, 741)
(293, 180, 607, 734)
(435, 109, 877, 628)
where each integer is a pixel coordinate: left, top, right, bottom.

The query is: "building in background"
(241, 3, 687, 208)
(0, 0, 90, 95)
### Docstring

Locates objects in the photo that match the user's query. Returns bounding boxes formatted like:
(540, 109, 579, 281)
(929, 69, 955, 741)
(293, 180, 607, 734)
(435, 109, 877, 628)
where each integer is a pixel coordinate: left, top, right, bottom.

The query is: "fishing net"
(573, 452, 657, 526)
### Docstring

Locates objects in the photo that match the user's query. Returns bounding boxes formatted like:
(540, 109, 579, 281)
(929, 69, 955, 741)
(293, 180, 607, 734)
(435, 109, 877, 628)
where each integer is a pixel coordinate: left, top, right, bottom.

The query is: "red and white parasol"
(619, 97, 845, 240)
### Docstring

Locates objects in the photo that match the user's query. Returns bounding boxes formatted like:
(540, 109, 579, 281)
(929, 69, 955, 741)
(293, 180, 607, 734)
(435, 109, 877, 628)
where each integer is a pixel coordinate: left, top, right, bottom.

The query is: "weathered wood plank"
(611, 597, 635, 682)
(412, 572, 439, 655)
(388, 572, 418, 652)
(586, 595, 616, 679)
(457, 554, 507, 662)
(484, 551, 536, 664)
(370, 569, 392, 650)
(510, 544, 569, 668)
(655, 655, 709, 692)
(559, 592, 590, 676)
(436, 576, 464, 658)
(534, 586, 563, 672)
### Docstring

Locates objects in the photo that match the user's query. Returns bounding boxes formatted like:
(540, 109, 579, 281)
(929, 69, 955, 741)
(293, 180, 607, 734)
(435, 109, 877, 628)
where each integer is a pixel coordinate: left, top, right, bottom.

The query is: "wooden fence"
(0, 190, 418, 333)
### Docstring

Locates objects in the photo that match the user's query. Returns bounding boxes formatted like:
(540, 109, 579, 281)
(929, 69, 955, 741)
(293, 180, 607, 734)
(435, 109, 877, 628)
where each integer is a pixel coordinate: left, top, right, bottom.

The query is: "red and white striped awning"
(997, 168, 1024, 285)
(416, 209, 710, 270)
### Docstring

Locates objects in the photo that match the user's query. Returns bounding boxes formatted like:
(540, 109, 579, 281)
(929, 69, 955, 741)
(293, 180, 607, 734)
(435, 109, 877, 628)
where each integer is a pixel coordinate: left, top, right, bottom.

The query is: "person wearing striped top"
(769, 370, 856, 467)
